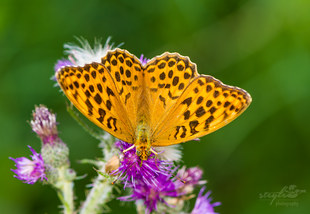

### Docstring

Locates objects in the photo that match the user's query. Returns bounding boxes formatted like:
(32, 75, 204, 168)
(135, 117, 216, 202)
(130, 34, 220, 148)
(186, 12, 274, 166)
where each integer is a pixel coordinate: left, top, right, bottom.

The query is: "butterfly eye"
(136, 150, 141, 156)
(146, 150, 151, 156)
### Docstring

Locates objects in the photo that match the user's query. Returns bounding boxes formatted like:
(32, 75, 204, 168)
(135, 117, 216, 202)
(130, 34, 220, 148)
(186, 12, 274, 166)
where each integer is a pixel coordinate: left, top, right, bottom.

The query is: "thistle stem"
(56, 166, 75, 214)
(136, 203, 146, 214)
(79, 171, 113, 214)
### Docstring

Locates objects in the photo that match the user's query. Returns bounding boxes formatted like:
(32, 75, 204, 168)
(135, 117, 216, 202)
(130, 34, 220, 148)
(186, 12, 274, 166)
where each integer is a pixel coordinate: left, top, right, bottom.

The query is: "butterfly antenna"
(111, 178, 117, 185)
(176, 176, 186, 184)
(123, 144, 135, 154)
(171, 167, 186, 183)
(110, 171, 120, 185)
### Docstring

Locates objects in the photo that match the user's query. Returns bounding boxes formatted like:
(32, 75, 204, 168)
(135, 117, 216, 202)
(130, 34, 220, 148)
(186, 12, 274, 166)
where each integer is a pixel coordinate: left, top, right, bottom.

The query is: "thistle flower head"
(54, 59, 73, 73)
(139, 54, 149, 66)
(10, 146, 47, 184)
(111, 141, 174, 188)
(114, 141, 220, 213)
(155, 145, 182, 162)
(54, 37, 114, 72)
(175, 166, 206, 194)
(119, 174, 179, 214)
(29, 105, 70, 183)
(191, 187, 221, 214)
(30, 105, 58, 144)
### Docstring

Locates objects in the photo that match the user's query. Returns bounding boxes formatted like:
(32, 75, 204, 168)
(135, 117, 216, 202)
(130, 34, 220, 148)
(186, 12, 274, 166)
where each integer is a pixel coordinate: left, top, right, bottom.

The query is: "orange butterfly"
(56, 49, 251, 160)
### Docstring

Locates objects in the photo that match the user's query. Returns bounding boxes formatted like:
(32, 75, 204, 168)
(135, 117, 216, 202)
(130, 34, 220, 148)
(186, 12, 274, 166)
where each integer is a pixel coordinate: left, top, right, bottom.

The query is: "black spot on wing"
(204, 116, 214, 129)
(213, 90, 220, 98)
(125, 93, 131, 105)
(174, 126, 180, 139)
(94, 93, 102, 104)
(159, 95, 166, 108)
(107, 117, 117, 131)
(97, 84, 103, 92)
(97, 108, 106, 123)
(196, 96, 203, 104)
(168, 91, 179, 100)
(195, 106, 206, 117)
(91, 71, 96, 78)
(158, 62, 166, 69)
(189, 120, 199, 135)
(206, 100, 213, 107)
(184, 110, 190, 120)
(181, 97, 192, 106)
(106, 87, 115, 97)
(106, 100, 112, 110)
(224, 101, 230, 107)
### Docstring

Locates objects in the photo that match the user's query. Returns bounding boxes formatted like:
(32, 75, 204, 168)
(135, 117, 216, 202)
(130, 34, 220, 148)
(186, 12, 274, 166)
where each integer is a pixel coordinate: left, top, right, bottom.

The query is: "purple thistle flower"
(52, 59, 73, 81)
(112, 141, 174, 189)
(175, 166, 206, 194)
(191, 187, 221, 214)
(54, 59, 73, 72)
(9, 146, 47, 184)
(139, 54, 149, 66)
(178, 166, 204, 185)
(119, 174, 179, 214)
(29, 105, 70, 183)
(30, 105, 58, 144)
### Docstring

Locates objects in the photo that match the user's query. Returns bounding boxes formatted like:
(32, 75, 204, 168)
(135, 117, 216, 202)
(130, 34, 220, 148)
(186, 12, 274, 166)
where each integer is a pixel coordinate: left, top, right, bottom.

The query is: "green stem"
(136, 203, 145, 214)
(56, 166, 75, 214)
(79, 169, 113, 214)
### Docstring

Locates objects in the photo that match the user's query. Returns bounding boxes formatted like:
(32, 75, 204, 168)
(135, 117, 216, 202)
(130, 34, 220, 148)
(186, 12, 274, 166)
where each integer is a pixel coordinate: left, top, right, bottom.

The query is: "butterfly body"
(135, 118, 152, 160)
(56, 49, 251, 160)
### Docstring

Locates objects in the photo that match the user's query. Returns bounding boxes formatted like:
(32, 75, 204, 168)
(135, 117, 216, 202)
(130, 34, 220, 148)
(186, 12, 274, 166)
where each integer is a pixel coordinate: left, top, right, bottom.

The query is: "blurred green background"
(1, 0, 309, 213)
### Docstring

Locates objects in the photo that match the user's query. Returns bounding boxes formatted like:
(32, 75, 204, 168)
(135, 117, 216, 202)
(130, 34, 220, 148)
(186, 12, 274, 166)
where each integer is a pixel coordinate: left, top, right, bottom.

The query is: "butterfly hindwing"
(56, 63, 134, 143)
(151, 75, 252, 146)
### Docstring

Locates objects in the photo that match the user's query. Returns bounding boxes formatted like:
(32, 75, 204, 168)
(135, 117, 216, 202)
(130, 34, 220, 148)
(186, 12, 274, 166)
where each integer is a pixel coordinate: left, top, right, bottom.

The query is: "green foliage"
(1, 0, 309, 213)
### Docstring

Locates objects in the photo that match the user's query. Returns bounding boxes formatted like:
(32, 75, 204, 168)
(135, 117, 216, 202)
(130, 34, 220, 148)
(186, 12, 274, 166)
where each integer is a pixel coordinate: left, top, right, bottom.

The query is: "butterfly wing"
(100, 49, 144, 130)
(56, 62, 134, 143)
(56, 49, 252, 148)
(151, 75, 252, 146)
(143, 52, 199, 131)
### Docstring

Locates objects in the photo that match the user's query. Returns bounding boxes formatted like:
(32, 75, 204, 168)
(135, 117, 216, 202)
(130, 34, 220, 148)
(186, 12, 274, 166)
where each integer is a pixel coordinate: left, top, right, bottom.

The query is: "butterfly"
(56, 49, 252, 160)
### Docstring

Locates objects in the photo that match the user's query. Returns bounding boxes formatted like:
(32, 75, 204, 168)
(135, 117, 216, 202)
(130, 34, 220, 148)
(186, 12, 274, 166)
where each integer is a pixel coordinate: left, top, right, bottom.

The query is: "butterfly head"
(136, 145, 151, 161)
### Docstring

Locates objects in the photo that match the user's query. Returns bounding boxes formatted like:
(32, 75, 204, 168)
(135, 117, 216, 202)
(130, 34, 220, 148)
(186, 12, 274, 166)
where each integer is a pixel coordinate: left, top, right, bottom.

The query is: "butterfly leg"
(150, 148, 158, 156)
(150, 148, 160, 169)
(123, 144, 135, 154)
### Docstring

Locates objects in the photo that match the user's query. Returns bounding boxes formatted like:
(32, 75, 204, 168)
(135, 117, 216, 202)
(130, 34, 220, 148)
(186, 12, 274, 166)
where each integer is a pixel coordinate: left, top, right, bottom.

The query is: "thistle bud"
(30, 105, 71, 184)
(105, 155, 120, 174)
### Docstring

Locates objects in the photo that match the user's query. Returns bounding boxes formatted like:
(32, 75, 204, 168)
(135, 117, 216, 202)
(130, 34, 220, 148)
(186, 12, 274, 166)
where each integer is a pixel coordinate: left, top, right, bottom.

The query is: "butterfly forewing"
(101, 49, 144, 129)
(151, 75, 251, 146)
(144, 53, 199, 131)
(56, 63, 134, 143)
